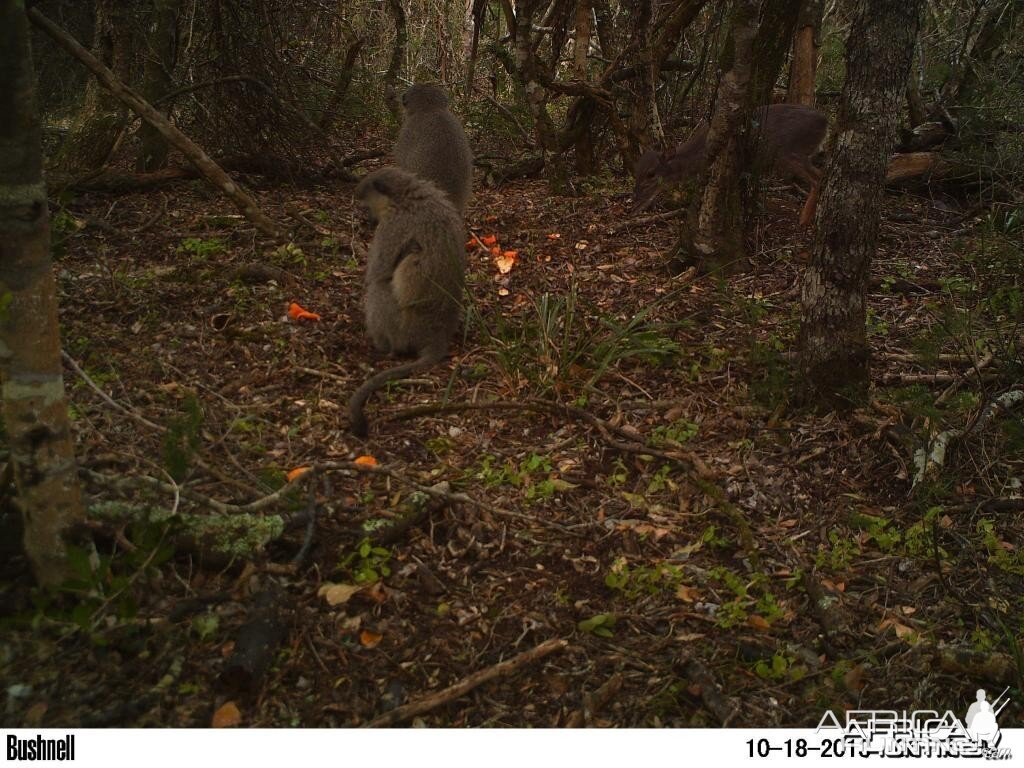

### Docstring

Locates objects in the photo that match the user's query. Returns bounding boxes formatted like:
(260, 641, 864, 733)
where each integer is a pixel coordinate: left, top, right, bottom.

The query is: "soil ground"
(1, 163, 1021, 727)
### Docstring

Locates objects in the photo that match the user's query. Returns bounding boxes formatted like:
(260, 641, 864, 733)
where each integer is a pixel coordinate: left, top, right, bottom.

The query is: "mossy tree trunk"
(797, 0, 922, 407)
(137, 0, 181, 171)
(55, 0, 131, 172)
(0, 0, 86, 585)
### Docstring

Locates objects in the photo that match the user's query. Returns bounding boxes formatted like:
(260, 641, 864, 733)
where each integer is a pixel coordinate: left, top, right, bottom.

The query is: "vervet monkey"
(349, 167, 466, 437)
(395, 84, 473, 214)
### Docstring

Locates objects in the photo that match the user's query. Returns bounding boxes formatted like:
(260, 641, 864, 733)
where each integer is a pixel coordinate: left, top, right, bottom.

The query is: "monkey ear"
(371, 176, 393, 197)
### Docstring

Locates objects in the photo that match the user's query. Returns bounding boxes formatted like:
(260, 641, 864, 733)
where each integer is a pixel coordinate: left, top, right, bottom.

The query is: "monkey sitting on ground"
(395, 84, 473, 215)
(348, 166, 466, 437)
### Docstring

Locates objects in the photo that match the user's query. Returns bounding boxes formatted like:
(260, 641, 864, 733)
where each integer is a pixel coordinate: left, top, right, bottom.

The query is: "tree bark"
(55, 0, 131, 171)
(749, 0, 803, 107)
(797, 0, 922, 406)
(676, 0, 758, 274)
(29, 7, 283, 239)
(463, 0, 485, 97)
(137, 0, 181, 171)
(573, 0, 592, 76)
(383, 0, 408, 117)
(0, 0, 86, 585)
(786, 0, 823, 105)
(319, 37, 365, 131)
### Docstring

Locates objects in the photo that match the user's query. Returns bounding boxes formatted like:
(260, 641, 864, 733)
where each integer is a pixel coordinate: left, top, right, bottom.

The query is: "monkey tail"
(348, 348, 446, 438)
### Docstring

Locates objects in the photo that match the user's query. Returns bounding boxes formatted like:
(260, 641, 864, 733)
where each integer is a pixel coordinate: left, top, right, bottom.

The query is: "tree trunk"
(55, 0, 131, 171)
(797, 0, 922, 406)
(952, 0, 1019, 108)
(676, 0, 758, 274)
(320, 37, 365, 131)
(383, 0, 408, 117)
(463, 0, 485, 97)
(137, 0, 181, 171)
(786, 0, 823, 105)
(749, 0, 803, 107)
(573, 0, 592, 75)
(0, 1, 86, 585)
(29, 7, 283, 239)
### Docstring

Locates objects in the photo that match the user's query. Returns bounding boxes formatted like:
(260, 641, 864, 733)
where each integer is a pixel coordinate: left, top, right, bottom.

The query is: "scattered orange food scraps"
(359, 630, 383, 648)
(489, 245, 501, 257)
(465, 238, 478, 250)
(546, 233, 562, 240)
(494, 250, 517, 274)
(286, 466, 311, 482)
(212, 701, 243, 728)
(354, 455, 378, 466)
(480, 234, 499, 246)
(288, 302, 321, 321)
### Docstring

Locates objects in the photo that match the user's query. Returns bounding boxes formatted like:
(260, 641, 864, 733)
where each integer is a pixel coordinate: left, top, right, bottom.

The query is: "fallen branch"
(913, 389, 1024, 487)
(565, 672, 624, 727)
(676, 656, 737, 726)
(611, 207, 685, 234)
(29, 7, 283, 239)
(364, 638, 568, 727)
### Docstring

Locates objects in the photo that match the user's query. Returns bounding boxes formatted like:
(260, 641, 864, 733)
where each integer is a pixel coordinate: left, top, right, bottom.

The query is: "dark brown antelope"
(632, 103, 828, 226)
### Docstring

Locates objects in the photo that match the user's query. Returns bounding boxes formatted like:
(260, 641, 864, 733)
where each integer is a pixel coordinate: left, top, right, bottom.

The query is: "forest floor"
(1, 160, 1022, 728)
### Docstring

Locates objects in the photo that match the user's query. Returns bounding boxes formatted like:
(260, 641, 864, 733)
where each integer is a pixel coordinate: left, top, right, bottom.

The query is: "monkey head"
(400, 83, 450, 113)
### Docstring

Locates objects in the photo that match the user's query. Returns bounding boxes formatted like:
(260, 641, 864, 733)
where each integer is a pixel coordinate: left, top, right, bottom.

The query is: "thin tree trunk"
(749, 0, 803, 107)
(383, 0, 408, 116)
(573, 0, 592, 75)
(676, 0, 758, 274)
(137, 0, 181, 171)
(0, 2, 86, 585)
(29, 7, 283, 239)
(797, 0, 922, 406)
(464, 0, 485, 97)
(786, 0, 823, 105)
(55, 0, 131, 171)
(319, 37, 365, 131)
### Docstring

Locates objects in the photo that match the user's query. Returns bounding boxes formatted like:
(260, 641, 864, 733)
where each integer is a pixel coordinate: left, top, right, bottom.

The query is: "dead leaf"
(212, 701, 243, 728)
(363, 582, 388, 604)
(319, 583, 361, 606)
(747, 614, 772, 631)
(546, 233, 561, 240)
(359, 629, 383, 648)
(843, 664, 866, 692)
(675, 585, 701, 603)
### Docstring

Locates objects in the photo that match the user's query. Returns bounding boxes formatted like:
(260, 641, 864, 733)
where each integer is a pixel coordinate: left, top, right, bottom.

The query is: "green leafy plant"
(176, 236, 227, 261)
(339, 538, 393, 584)
(577, 613, 617, 638)
(604, 557, 684, 601)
